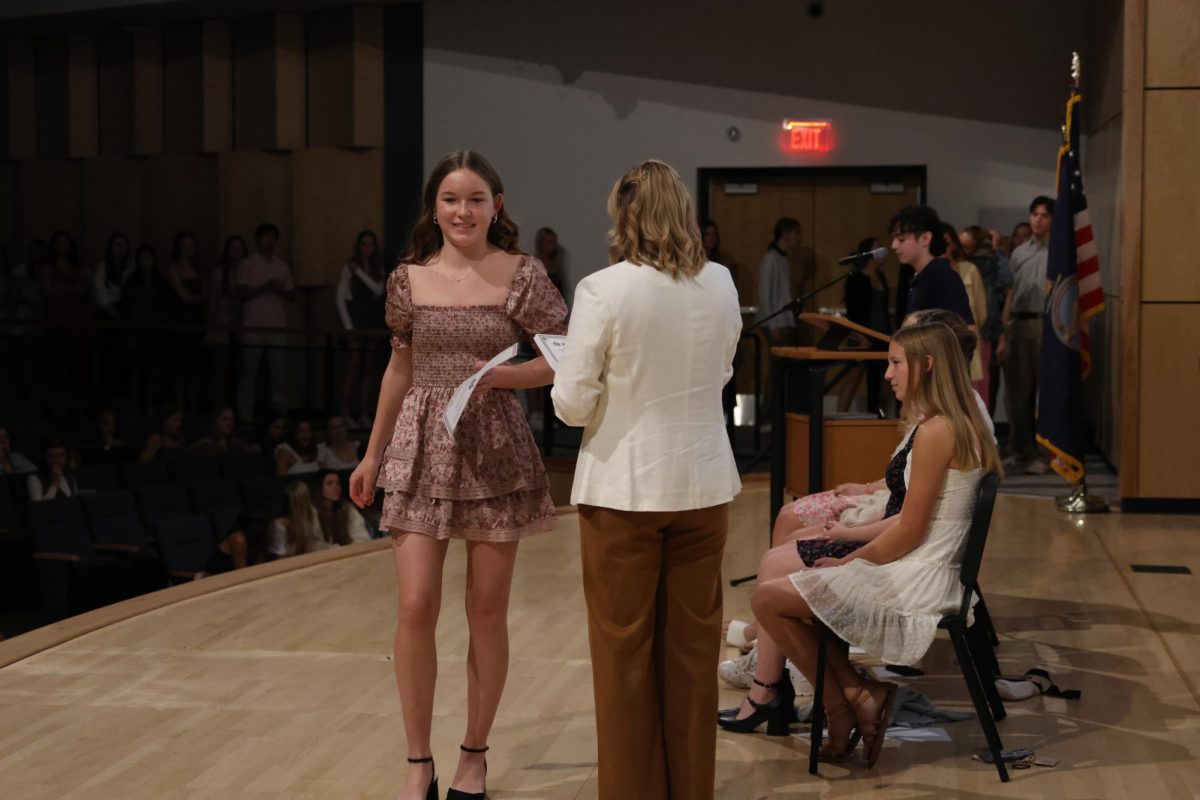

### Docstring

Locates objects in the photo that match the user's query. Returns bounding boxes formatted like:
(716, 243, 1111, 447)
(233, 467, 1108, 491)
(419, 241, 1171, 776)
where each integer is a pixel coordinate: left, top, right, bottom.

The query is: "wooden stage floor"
(1, 483, 1198, 799)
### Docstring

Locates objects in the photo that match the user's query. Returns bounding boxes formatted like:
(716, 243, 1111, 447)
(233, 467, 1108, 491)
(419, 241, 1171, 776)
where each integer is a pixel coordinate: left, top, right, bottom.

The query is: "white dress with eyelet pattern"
(788, 466, 983, 666)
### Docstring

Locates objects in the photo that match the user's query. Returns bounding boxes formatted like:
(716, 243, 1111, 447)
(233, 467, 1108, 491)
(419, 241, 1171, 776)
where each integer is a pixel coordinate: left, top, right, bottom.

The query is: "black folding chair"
(808, 473, 1009, 781)
(156, 514, 218, 583)
(29, 497, 123, 619)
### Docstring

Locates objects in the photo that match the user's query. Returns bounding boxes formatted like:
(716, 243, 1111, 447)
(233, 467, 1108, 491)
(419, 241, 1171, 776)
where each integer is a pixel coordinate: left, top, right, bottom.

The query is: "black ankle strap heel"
(717, 673, 797, 737)
(405, 756, 438, 800)
(446, 745, 489, 800)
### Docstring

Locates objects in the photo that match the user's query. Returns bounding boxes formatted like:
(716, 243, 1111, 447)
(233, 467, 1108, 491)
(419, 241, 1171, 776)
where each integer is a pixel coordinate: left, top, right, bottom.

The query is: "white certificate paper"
(533, 334, 568, 371)
(443, 343, 520, 438)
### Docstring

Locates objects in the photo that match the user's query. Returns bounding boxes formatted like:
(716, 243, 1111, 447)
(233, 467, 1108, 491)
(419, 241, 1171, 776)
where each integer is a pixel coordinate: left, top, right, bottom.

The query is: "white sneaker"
(718, 647, 757, 689)
(786, 660, 813, 696)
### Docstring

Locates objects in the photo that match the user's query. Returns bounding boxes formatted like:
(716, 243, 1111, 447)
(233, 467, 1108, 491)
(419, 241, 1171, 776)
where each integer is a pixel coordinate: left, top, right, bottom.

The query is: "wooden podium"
(769, 314, 894, 526)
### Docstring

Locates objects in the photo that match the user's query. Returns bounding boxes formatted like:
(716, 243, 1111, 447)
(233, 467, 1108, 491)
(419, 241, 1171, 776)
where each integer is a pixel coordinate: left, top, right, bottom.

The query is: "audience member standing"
(997, 196, 1053, 473)
(11, 240, 48, 324)
(756, 217, 801, 343)
(166, 232, 208, 405)
(534, 226, 567, 293)
(120, 245, 167, 326)
(942, 223, 987, 390)
(92, 233, 134, 321)
(236, 223, 295, 421)
(43, 231, 92, 390)
(961, 225, 1012, 412)
(207, 236, 246, 407)
(702, 219, 740, 292)
(1008, 221, 1033, 256)
(167, 232, 207, 326)
(335, 230, 385, 425)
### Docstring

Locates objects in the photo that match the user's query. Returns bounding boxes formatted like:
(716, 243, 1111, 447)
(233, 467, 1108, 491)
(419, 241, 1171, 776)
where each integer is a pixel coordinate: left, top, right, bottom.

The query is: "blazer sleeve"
(551, 276, 611, 428)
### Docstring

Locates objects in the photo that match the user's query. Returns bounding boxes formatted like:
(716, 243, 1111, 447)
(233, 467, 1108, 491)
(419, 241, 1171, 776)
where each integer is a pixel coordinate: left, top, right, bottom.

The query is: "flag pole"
(1055, 51, 1109, 515)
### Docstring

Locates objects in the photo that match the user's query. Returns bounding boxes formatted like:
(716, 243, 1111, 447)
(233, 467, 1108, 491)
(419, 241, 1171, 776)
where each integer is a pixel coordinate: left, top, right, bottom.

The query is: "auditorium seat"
(120, 460, 172, 490)
(238, 475, 287, 523)
(0, 476, 33, 610)
(0, 475, 23, 540)
(189, 480, 241, 513)
(136, 485, 191, 532)
(84, 491, 152, 552)
(167, 453, 221, 484)
(76, 463, 121, 492)
(156, 515, 218, 583)
(82, 491, 166, 593)
(190, 479, 248, 546)
(28, 498, 123, 620)
(220, 450, 268, 479)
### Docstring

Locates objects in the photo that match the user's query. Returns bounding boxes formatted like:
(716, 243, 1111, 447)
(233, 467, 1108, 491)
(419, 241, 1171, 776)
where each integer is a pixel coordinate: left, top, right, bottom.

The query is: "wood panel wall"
(0, 6, 384, 289)
(1118, 0, 1200, 501)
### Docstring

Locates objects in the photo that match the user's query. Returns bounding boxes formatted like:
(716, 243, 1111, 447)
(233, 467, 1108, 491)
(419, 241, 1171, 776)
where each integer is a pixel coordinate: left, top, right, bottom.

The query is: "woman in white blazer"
(552, 160, 742, 800)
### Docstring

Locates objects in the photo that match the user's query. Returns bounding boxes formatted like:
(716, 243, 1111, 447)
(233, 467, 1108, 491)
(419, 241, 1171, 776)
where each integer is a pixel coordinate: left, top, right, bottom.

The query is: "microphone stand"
(730, 264, 861, 588)
(746, 264, 861, 334)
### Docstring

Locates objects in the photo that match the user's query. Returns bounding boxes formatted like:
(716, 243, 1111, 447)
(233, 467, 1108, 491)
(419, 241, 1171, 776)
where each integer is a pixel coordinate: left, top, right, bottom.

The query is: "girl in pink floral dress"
(350, 151, 566, 800)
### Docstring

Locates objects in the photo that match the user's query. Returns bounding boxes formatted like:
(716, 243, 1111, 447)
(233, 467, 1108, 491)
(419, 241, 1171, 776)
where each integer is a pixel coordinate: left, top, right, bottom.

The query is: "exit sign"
(782, 119, 833, 153)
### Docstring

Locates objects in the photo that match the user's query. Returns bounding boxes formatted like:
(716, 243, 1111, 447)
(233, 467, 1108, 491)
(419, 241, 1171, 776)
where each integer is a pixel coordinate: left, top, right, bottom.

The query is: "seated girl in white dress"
(749, 320, 1002, 769)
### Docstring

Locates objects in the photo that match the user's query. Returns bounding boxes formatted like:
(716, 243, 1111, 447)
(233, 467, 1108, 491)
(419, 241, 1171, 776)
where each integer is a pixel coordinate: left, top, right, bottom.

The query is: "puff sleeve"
(384, 265, 413, 349)
(505, 256, 568, 337)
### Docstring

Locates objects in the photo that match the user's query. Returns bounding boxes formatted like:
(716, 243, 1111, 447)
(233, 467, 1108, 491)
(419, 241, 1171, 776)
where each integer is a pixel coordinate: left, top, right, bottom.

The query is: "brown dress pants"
(579, 503, 730, 800)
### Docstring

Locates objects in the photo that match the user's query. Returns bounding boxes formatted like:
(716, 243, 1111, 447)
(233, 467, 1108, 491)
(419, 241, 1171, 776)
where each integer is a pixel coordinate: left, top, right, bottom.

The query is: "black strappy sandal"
(446, 745, 489, 800)
(405, 756, 438, 800)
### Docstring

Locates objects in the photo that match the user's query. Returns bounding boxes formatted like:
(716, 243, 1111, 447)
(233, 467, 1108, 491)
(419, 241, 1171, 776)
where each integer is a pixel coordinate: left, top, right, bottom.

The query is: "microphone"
(837, 246, 888, 266)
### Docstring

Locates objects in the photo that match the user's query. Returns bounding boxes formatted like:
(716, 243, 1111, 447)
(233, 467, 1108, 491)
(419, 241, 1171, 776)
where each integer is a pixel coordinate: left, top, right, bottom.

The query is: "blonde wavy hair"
(893, 322, 1002, 477)
(607, 160, 706, 280)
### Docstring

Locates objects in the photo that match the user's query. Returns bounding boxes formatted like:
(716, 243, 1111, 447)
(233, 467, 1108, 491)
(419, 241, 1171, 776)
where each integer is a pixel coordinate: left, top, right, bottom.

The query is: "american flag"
(1066, 93, 1106, 377)
(1037, 89, 1105, 484)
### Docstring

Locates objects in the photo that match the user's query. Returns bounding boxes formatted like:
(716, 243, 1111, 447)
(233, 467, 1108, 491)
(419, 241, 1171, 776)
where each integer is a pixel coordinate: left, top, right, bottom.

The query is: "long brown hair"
(607, 159, 705, 280)
(404, 151, 520, 265)
(314, 471, 352, 546)
(893, 322, 1001, 477)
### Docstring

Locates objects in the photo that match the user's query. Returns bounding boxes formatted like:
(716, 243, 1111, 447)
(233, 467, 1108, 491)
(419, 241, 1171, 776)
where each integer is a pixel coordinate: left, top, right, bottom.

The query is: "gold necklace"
(435, 265, 474, 283)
